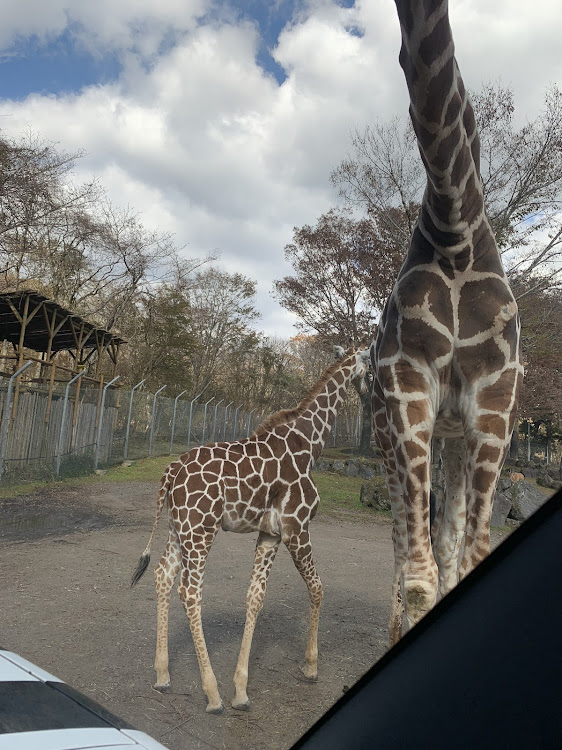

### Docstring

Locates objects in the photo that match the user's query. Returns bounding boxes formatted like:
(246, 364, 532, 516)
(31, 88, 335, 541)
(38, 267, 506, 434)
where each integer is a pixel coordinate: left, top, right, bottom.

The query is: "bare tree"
(274, 208, 405, 453)
(332, 83, 562, 291)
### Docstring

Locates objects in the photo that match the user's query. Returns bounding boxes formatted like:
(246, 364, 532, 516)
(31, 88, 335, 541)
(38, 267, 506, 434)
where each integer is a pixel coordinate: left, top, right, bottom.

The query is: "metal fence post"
(201, 397, 215, 445)
(124, 379, 145, 460)
(94, 376, 120, 469)
(0, 360, 33, 478)
(233, 404, 242, 440)
(186, 391, 203, 450)
(222, 402, 233, 441)
(212, 399, 224, 442)
(169, 390, 187, 455)
(148, 385, 167, 457)
(56, 371, 86, 477)
(246, 408, 256, 438)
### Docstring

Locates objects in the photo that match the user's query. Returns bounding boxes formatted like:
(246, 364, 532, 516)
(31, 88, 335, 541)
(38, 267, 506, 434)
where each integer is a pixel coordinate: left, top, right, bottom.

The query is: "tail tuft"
(131, 553, 151, 587)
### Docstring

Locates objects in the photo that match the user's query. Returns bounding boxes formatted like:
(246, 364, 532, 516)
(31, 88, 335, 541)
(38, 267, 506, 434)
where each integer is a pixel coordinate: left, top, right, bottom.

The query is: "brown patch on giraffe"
(394, 364, 429, 394)
(443, 91, 462, 129)
(404, 440, 427, 460)
(377, 364, 395, 391)
(477, 369, 517, 412)
(386, 396, 405, 433)
(407, 225, 438, 266)
(470, 223, 503, 272)
(400, 317, 452, 363)
(437, 254, 456, 280)
(502, 316, 520, 360)
(458, 277, 514, 340)
(473, 467, 496, 493)
(456, 338, 505, 381)
(454, 246, 471, 272)
(397, 270, 454, 330)
(418, 11, 450, 68)
(476, 414, 506, 440)
(458, 173, 483, 225)
(476, 444, 501, 464)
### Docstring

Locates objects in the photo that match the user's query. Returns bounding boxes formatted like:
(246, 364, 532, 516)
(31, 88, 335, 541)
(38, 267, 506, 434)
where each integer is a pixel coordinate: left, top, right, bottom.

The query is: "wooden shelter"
(0, 290, 126, 421)
(0, 289, 125, 380)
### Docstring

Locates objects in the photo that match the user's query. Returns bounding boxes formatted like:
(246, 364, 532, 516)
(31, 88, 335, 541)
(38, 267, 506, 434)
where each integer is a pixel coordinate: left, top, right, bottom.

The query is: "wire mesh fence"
(6, 368, 557, 488)
(0, 374, 365, 486)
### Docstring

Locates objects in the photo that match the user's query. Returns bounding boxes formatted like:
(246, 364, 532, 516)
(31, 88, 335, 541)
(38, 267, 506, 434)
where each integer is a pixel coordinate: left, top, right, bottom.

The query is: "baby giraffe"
(132, 344, 370, 714)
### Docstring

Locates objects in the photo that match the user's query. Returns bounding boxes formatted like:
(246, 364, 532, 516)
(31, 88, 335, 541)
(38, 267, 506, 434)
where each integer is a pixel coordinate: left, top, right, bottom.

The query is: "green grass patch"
(0, 453, 377, 521)
(312, 470, 369, 515)
(0, 454, 174, 499)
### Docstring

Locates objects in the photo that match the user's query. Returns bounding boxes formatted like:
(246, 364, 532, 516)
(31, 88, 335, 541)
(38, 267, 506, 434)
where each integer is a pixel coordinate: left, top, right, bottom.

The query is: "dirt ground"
(0, 480, 398, 750)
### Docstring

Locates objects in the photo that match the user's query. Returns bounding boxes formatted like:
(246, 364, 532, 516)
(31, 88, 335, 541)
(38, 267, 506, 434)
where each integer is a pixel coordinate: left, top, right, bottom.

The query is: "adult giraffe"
(372, 0, 523, 645)
(132, 344, 369, 713)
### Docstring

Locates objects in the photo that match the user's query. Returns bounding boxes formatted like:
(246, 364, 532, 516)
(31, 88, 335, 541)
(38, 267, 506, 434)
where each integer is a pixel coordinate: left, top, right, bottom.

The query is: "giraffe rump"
(131, 553, 151, 587)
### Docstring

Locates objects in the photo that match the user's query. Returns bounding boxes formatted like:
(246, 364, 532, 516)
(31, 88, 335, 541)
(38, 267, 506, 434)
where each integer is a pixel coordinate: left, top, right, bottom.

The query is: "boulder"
(360, 477, 391, 512)
(344, 461, 359, 477)
(332, 460, 345, 474)
(497, 477, 513, 492)
(491, 491, 512, 527)
(358, 464, 376, 479)
(508, 480, 550, 522)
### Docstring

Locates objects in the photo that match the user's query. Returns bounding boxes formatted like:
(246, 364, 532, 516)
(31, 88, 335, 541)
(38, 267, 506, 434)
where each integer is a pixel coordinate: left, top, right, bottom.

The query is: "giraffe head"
(333, 343, 371, 394)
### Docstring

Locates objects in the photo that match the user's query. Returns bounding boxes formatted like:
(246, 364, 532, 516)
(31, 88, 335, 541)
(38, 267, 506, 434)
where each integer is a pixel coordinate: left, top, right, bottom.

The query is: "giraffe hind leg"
(177, 522, 223, 714)
(153, 521, 182, 691)
(232, 531, 280, 710)
(285, 527, 323, 681)
(433, 437, 466, 599)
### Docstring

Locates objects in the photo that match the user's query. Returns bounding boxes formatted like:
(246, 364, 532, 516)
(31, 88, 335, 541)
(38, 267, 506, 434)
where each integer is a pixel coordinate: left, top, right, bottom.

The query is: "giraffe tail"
(131, 472, 171, 587)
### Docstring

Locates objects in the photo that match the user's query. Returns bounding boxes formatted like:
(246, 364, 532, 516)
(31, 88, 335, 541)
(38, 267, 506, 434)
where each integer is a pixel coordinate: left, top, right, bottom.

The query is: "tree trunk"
(509, 425, 520, 460)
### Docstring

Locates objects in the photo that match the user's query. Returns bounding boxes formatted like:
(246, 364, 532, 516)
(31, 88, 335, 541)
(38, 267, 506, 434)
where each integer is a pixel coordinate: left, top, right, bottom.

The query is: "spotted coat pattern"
(372, 0, 523, 645)
(133, 345, 369, 713)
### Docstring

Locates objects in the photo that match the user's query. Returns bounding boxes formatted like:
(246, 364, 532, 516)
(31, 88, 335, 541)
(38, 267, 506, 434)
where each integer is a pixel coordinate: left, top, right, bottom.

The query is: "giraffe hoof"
(231, 699, 251, 711)
(206, 703, 226, 715)
(152, 682, 171, 694)
(298, 665, 318, 682)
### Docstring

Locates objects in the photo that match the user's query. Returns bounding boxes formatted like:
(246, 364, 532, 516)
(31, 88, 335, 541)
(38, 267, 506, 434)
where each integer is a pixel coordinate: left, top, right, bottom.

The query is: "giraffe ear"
(333, 345, 345, 359)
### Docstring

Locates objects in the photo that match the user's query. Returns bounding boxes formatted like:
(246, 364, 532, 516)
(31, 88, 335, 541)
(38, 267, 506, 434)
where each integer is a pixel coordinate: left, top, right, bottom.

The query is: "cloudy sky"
(1, 0, 561, 338)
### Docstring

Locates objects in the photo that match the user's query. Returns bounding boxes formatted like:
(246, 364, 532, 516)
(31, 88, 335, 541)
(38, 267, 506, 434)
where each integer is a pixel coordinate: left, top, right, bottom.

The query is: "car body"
(0, 649, 168, 750)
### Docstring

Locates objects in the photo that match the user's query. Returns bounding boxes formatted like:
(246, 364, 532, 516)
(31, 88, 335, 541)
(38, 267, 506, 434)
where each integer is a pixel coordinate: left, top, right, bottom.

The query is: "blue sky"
(1, 0, 561, 337)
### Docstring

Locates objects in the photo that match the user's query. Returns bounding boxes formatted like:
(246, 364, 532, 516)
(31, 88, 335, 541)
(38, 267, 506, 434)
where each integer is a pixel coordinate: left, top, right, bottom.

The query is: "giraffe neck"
(294, 365, 354, 460)
(396, 0, 489, 259)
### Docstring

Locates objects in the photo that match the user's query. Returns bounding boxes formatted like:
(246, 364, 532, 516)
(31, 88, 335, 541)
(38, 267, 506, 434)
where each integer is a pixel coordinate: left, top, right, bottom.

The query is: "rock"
(508, 481, 550, 522)
(358, 465, 376, 479)
(315, 460, 331, 472)
(360, 477, 391, 512)
(497, 477, 513, 492)
(94, 469, 107, 476)
(332, 460, 345, 474)
(121, 460, 134, 467)
(537, 473, 558, 490)
(344, 461, 359, 477)
(491, 492, 512, 527)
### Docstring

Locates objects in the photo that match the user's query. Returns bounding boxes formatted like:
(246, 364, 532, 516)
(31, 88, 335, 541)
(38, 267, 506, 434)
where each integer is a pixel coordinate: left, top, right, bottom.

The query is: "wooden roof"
(0, 290, 125, 354)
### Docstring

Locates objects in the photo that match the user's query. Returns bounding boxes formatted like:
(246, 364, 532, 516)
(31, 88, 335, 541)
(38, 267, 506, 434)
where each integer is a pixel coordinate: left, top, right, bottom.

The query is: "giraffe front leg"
(153, 527, 181, 691)
(285, 528, 323, 681)
(232, 532, 280, 710)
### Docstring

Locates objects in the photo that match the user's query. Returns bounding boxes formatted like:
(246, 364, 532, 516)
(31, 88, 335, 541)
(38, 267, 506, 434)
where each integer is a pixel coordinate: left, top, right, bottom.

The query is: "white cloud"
(1, 0, 561, 338)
